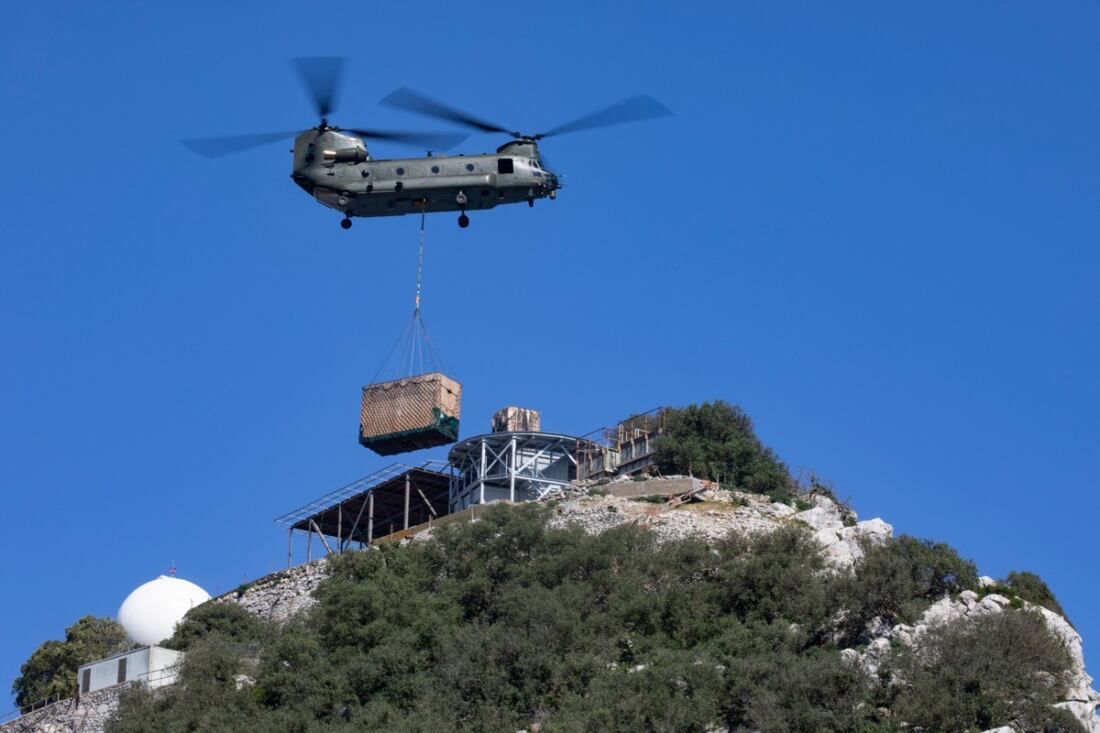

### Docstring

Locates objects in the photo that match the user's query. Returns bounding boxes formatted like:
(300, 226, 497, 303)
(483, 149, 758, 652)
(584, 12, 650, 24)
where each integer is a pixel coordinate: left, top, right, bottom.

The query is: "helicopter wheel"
(458, 213, 470, 229)
(340, 217, 352, 230)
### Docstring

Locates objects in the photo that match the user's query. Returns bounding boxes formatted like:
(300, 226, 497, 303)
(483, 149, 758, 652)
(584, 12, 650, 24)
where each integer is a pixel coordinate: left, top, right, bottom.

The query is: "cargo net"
(360, 214, 461, 456)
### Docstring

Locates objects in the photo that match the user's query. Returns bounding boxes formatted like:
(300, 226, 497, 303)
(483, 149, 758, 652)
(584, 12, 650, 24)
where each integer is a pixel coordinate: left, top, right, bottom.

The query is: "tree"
(839, 535, 979, 640)
(887, 610, 1082, 732)
(12, 616, 130, 709)
(1005, 570, 1068, 620)
(163, 601, 270, 652)
(655, 401, 791, 499)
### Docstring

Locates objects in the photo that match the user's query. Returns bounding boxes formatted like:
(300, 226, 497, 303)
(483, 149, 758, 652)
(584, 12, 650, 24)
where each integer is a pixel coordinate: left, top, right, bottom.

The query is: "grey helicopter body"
(184, 58, 668, 229)
(292, 130, 558, 227)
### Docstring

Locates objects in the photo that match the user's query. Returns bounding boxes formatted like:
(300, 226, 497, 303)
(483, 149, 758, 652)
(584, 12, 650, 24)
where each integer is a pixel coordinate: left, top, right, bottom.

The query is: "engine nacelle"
(323, 147, 367, 164)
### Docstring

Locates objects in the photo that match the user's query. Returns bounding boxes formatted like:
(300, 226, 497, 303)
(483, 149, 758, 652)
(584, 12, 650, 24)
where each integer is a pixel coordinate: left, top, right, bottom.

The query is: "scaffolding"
(576, 406, 667, 480)
(275, 460, 450, 565)
(448, 432, 596, 511)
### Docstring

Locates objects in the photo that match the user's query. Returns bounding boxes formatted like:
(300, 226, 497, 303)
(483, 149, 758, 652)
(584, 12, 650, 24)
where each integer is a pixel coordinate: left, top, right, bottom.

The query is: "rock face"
(549, 488, 892, 570)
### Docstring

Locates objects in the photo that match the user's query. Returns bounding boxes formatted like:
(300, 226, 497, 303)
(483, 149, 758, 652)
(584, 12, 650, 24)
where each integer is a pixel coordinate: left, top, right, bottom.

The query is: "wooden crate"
(359, 372, 462, 455)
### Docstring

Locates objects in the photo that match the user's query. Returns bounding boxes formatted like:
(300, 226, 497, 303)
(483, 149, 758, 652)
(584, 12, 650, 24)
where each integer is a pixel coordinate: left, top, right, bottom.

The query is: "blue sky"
(1, 0, 1097, 709)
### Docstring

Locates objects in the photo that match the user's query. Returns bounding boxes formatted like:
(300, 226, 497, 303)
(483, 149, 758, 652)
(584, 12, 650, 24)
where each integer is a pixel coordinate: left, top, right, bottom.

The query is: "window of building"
(431, 165, 440, 174)
(497, 158, 513, 174)
(466, 163, 474, 172)
(117, 657, 127, 684)
(395, 167, 405, 176)
(81, 669, 91, 694)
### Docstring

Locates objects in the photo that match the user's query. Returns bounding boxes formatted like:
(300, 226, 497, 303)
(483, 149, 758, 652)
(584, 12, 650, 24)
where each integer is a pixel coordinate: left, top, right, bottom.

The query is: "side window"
(118, 657, 127, 684)
(497, 158, 514, 174)
(81, 668, 91, 694)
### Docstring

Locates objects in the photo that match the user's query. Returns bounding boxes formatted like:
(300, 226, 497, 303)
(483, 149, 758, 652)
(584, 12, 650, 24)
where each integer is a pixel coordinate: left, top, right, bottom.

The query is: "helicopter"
(184, 58, 672, 229)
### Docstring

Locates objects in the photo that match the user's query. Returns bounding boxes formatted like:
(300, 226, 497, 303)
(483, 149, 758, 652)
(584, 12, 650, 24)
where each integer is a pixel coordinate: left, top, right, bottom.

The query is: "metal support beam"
(509, 436, 517, 502)
(307, 526, 312, 562)
(404, 474, 411, 530)
(367, 493, 374, 544)
(309, 519, 335, 555)
(287, 529, 293, 568)
(347, 493, 370, 549)
(416, 486, 438, 516)
(479, 439, 487, 505)
(337, 504, 343, 554)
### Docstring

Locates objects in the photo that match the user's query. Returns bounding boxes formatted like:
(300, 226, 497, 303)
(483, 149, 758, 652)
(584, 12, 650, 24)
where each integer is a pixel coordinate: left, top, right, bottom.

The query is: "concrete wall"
(604, 477, 701, 499)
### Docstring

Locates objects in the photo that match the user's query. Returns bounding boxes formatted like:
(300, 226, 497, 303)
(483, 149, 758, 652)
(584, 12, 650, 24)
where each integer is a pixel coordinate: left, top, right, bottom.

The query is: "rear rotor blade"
(292, 57, 345, 119)
(182, 131, 300, 158)
(345, 128, 470, 151)
(380, 87, 514, 135)
(536, 95, 672, 139)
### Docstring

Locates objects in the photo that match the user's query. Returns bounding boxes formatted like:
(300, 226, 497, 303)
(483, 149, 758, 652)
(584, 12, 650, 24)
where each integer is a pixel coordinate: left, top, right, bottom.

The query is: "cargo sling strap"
(371, 213, 447, 383)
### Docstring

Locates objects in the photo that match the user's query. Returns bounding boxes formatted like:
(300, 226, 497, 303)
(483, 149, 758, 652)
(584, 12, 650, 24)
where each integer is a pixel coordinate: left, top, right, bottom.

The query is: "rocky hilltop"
(217, 482, 1099, 733)
(6, 480, 1096, 733)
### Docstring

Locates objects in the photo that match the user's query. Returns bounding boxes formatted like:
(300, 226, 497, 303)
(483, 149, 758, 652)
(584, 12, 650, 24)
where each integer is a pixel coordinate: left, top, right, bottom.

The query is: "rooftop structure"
(276, 461, 450, 565)
(491, 406, 541, 433)
(78, 646, 182, 697)
(449, 432, 595, 511)
(577, 407, 666, 480)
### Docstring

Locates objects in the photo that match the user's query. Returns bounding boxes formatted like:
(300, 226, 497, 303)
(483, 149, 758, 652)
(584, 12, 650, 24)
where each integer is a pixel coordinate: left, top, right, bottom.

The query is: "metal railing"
(0, 663, 186, 724)
(0, 691, 73, 725)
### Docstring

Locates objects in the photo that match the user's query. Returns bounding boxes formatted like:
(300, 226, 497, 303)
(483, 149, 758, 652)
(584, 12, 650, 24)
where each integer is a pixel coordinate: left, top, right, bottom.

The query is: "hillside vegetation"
(106, 503, 1082, 732)
(12, 616, 129, 710)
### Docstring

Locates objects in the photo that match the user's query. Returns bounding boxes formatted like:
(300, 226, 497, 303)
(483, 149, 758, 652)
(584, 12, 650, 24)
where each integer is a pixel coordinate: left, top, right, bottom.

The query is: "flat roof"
(275, 461, 450, 544)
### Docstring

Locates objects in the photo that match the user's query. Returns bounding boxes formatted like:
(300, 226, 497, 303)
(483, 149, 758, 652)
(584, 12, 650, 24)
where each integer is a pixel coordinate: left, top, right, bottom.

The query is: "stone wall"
(0, 686, 122, 733)
(213, 557, 329, 622)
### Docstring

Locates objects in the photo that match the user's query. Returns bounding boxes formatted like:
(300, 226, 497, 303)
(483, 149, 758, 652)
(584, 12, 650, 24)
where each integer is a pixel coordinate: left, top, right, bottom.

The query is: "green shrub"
(163, 601, 271, 652)
(655, 401, 792, 499)
(1005, 570, 1069, 619)
(886, 609, 1082, 733)
(839, 535, 979, 638)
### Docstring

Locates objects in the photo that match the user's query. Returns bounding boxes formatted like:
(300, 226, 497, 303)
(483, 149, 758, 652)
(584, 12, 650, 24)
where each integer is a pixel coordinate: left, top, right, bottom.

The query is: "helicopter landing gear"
(458, 212, 470, 229)
(528, 198, 534, 208)
(340, 217, 352, 230)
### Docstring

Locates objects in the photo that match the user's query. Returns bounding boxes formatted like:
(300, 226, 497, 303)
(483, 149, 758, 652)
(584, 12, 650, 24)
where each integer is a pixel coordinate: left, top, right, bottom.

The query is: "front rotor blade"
(345, 128, 470, 151)
(291, 57, 345, 119)
(537, 95, 672, 139)
(182, 131, 300, 158)
(379, 87, 513, 135)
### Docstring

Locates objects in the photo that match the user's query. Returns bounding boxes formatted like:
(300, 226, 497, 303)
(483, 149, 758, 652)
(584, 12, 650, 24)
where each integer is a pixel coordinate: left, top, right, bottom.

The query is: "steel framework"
(448, 432, 593, 511)
(275, 460, 450, 566)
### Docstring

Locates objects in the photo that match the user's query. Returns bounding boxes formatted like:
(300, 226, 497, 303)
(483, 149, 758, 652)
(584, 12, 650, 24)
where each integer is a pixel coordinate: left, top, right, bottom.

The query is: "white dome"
(117, 575, 210, 646)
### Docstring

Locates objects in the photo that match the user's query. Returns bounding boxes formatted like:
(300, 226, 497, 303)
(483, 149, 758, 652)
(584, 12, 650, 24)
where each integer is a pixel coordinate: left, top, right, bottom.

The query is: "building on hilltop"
(275, 406, 669, 564)
(577, 407, 666, 481)
(78, 646, 183, 698)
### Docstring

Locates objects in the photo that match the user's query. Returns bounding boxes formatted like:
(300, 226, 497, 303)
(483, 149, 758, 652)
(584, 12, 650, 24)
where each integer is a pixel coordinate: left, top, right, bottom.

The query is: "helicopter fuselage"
(290, 130, 559, 220)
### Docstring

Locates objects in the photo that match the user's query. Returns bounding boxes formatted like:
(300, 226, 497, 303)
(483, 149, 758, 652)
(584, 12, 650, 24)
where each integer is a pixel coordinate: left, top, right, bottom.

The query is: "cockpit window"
(497, 158, 514, 174)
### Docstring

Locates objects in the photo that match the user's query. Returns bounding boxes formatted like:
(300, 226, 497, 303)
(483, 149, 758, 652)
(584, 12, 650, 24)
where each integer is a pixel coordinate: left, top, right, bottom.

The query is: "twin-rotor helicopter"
(184, 58, 671, 229)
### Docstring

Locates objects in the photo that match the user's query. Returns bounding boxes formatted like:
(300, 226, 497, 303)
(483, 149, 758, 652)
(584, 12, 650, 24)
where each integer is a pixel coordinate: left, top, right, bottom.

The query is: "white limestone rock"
(793, 499, 843, 532)
(767, 502, 797, 517)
